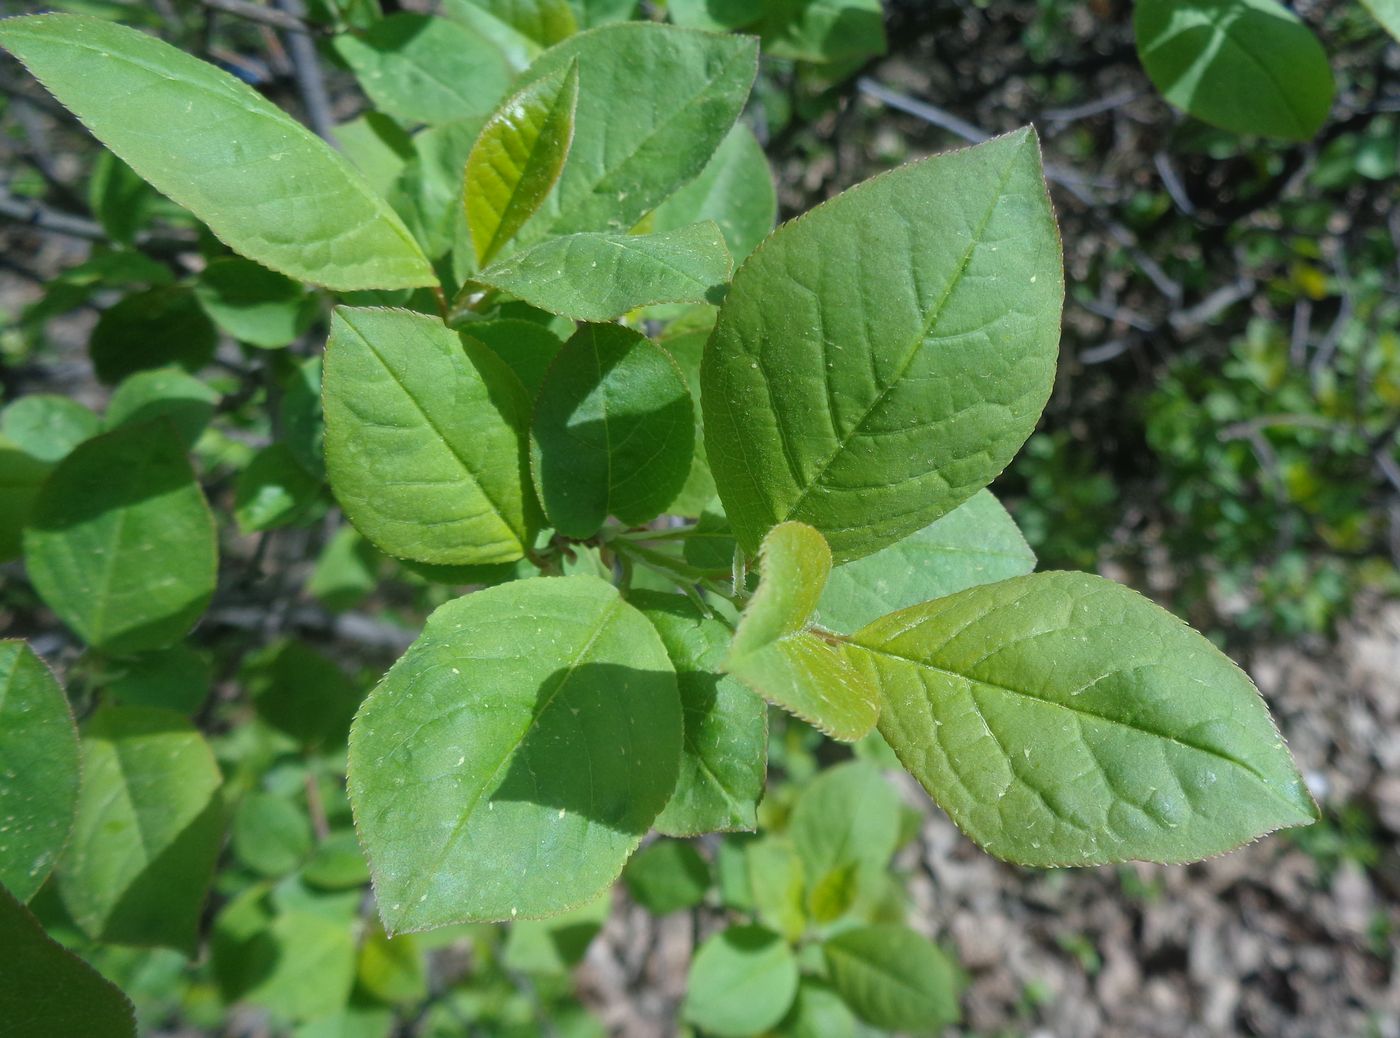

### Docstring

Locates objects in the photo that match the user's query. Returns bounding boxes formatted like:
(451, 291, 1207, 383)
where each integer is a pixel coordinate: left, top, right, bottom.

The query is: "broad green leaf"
(0, 15, 435, 291)
(442, 0, 547, 72)
(242, 640, 362, 749)
(789, 761, 901, 912)
(104, 644, 212, 714)
(0, 642, 80, 902)
(295, 1004, 395, 1038)
(0, 884, 136, 1037)
(745, 837, 806, 942)
(466, 61, 580, 267)
(567, 0, 637, 25)
(502, 890, 610, 974)
(823, 925, 959, 1033)
(530, 323, 694, 537)
(0, 438, 50, 562)
(667, 0, 758, 30)
(755, 0, 886, 64)
(308, 526, 383, 612)
(58, 707, 224, 952)
(213, 885, 358, 1020)
(348, 575, 682, 931)
(357, 923, 428, 1005)
(633, 591, 767, 835)
(1, 394, 100, 462)
(1360, 0, 1400, 40)
(89, 287, 216, 385)
(660, 327, 718, 518)
(194, 257, 316, 349)
(1134, 0, 1334, 140)
(465, 318, 565, 397)
(472, 0, 579, 44)
(817, 490, 1036, 633)
(323, 307, 537, 565)
(775, 979, 856, 1038)
(623, 839, 711, 913)
(726, 522, 879, 741)
(281, 355, 326, 481)
(23, 421, 218, 654)
(232, 793, 314, 877)
(849, 572, 1319, 865)
(304, 831, 372, 891)
(514, 23, 758, 236)
(336, 112, 417, 197)
(105, 367, 219, 450)
(702, 129, 1062, 563)
(651, 123, 776, 263)
(332, 14, 513, 126)
(683, 925, 799, 1038)
(476, 223, 732, 322)
(234, 444, 323, 533)
(391, 118, 485, 260)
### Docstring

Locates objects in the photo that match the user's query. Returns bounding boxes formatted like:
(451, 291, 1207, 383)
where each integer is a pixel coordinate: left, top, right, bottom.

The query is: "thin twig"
(198, 0, 320, 34)
(275, 0, 338, 143)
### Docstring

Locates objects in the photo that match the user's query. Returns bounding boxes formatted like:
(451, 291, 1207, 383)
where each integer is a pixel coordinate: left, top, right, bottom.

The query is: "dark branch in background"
(197, 0, 321, 35)
(274, 0, 338, 143)
(0, 184, 197, 253)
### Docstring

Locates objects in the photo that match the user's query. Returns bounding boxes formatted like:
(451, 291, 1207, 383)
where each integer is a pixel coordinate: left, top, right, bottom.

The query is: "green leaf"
(651, 123, 776, 263)
(567, 0, 637, 26)
(308, 526, 383, 613)
(0, 641, 80, 902)
(755, 0, 887, 64)
(323, 307, 537, 565)
(104, 644, 212, 714)
(823, 925, 959, 1033)
(390, 118, 484, 261)
(471, 0, 579, 44)
(1134, 0, 1334, 141)
(0, 439, 50, 563)
(304, 831, 372, 891)
(789, 761, 901, 912)
(58, 707, 224, 953)
(1359, 0, 1400, 41)
(817, 490, 1036, 633)
(89, 287, 216, 385)
(623, 839, 711, 913)
(332, 13, 513, 126)
(774, 979, 856, 1038)
(514, 23, 758, 236)
(530, 323, 694, 537)
(23, 421, 217, 654)
(683, 924, 799, 1038)
(234, 443, 323, 533)
(194, 257, 316, 349)
(242, 640, 362, 750)
(726, 522, 879, 741)
(659, 327, 718, 518)
(702, 129, 1062, 563)
(357, 923, 428, 1005)
(281, 355, 326, 481)
(463, 318, 565, 398)
(105, 367, 219, 450)
(477, 222, 733, 322)
(632, 591, 767, 835)
(745, 837, 806, 942)
(0, 884, 136, 1038)
(348, 575, 682, 931)
(233, 793, 314, 877)
(466, 61, 580, 267)
(1, 394, 100, 462)
(501, 890, 609, 973)
(336, 112, 417, 197)
(849, 572, 1319, 865)
(0, 14, 435, 291)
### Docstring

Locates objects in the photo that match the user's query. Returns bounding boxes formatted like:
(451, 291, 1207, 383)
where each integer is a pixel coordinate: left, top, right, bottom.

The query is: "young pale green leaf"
(1134, 0, 1334, 141)
(348, 575, 682, 931)
(702, 129, 1062, 564)
(684, 925, 799, 1038)
(726, 522, 879, 741)
(568, 0, 638, 25)
(745, 837, 806, 942)
(513, 23, 758, 237)
(466, 62, 580, 267)
(323, 307, 537, 566)
(1360, 0, 1400, 40)
(0, 642, 79, 902)
(193, 257, 316, 349)
(357, 922, 428, 1005)
(471, 0, 579, 44)
(332, 13, 513, 127)
(442, 0, 544, 72)
(623, 839, 711, 914)
(58, 707, 224, 953)
(1, 394, 100, 462)
(849, 572, 1319, 866)
(105, 367, 219, 450)
(530, 323, 694, 537)
(789, 761, 901, 905)
(0, 885, 136, 1038)
(23, 421, 217, 654)
(0, 15, 435, 291)
(817, 489, 1036, 633)
(632, 591, 767, 835)
(823, 925, 959, 1033)
(475, 223, 732, 322)
(651, 123, 776, 263)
